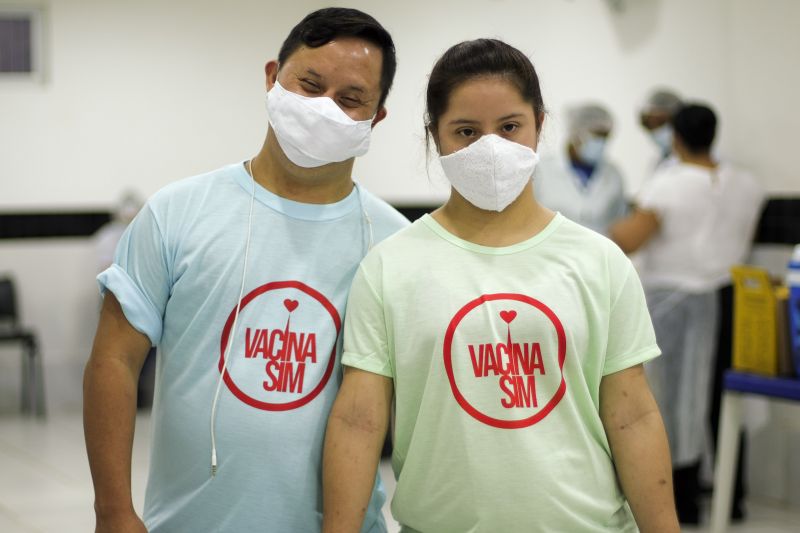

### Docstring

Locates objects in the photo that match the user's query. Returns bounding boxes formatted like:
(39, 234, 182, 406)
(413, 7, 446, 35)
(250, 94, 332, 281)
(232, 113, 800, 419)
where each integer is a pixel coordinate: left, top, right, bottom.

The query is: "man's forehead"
(286, 38, 382, 66)
(282, 40, 382, 88)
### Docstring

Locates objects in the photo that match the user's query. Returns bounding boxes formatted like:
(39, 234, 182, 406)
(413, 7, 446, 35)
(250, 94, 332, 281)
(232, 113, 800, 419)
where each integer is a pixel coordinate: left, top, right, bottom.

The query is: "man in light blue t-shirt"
(83, 8, 408, 533)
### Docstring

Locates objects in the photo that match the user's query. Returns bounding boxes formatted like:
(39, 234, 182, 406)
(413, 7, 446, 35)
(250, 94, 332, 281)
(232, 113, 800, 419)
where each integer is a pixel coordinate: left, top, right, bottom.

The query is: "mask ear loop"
(210, 159, 256, 476)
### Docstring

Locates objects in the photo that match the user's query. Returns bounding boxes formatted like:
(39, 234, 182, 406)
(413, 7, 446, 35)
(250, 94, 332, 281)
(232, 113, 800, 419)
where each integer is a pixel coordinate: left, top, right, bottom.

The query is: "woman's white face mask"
(439, 134, 539, 212)
(266, 80, 374, 168)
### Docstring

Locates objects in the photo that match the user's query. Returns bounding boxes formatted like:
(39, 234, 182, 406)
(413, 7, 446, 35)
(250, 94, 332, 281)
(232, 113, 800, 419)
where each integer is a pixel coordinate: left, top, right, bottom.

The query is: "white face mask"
(439, 134, 539, 212)
(266, 80, 374, 168)
(576, 134, 607, 166)
(650, 124, 673, 155)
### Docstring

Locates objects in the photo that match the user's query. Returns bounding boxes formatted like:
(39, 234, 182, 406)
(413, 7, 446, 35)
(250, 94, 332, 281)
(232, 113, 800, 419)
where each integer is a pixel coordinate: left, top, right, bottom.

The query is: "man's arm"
(83, 292, 151, 533)
(322, 367, 393, 533)
(600, 364, 680, 533)
(609, 208, 660, 254)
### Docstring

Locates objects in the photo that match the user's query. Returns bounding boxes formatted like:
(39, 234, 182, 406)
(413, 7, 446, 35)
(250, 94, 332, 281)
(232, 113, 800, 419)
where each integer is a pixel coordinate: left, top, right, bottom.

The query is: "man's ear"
(672, 134, 685, 158)
(371, 106, 388, 128)
(265, 60, 279, 91)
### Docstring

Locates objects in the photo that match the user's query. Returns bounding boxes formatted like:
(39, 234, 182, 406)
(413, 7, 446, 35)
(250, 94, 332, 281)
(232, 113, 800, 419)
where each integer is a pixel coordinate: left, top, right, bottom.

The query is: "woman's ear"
(536, 111, 546, 133)
(428, 125, 442, 155)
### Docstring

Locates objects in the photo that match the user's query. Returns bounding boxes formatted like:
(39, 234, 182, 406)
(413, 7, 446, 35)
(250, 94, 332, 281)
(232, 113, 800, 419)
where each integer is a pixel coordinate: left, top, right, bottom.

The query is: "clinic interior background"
(1, 0, 799, 509)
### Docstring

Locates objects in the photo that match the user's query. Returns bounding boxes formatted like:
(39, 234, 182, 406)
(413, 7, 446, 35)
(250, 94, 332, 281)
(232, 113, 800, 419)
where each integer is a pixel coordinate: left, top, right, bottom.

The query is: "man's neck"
(248, 130, 355, 204)
(678, 148, 716, 169)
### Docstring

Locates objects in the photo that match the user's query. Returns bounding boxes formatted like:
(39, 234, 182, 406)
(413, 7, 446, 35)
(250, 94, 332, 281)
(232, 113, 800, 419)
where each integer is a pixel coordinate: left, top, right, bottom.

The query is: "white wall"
(2, 0, 799, 211)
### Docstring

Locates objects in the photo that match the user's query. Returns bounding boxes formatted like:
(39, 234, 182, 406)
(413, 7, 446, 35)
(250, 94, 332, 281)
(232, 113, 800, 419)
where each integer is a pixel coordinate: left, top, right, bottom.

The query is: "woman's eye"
(457, 128, 476, 137)
(502, 123, 518, 133)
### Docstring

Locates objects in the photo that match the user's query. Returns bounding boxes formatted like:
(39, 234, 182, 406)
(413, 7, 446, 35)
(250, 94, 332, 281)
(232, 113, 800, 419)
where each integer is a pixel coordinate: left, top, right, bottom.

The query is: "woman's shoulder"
(549, 216, 633, 274)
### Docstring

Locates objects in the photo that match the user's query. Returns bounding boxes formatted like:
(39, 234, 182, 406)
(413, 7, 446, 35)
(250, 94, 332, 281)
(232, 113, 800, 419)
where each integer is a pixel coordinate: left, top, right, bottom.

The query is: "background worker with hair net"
(640, 88, 683, 170)
(534, 102, 628, 235)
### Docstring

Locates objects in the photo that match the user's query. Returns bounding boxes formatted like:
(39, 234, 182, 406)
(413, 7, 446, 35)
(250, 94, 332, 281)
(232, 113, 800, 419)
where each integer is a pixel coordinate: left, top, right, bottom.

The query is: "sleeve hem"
(341, 351, 393, 378)
(97, 264, 163, 346)
(602, 344, 661, 376)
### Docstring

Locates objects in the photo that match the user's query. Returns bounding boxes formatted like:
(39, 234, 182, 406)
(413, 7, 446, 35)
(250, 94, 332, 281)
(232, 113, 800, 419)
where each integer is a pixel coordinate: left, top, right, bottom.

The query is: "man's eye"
(300, 80, 321, 92)
(340, 97, 362, 108)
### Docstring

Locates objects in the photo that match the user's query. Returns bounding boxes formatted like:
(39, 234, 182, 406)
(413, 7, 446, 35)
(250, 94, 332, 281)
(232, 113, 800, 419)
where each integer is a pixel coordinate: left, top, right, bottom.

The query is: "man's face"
(268, 36, 385, 123)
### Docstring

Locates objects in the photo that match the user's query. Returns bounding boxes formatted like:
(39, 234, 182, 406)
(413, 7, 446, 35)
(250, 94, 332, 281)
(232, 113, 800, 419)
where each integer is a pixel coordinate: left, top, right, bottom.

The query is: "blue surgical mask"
(650, 124, 673, 155)
(577, 135, 607, 166)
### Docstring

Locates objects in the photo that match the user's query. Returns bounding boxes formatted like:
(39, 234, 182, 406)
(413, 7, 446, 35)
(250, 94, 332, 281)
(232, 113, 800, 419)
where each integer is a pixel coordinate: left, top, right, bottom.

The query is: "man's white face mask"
(439, 134, 539, 212)
(266, 80, 374, 168)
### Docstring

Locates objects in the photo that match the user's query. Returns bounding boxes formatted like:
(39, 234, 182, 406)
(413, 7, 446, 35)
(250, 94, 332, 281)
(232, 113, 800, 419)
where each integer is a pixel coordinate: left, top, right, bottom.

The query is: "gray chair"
(0, 276, 45, 416)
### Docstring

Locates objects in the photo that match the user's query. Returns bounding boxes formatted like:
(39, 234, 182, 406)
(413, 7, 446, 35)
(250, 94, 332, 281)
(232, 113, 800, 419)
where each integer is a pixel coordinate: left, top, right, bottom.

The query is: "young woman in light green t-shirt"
(322, 39, 680, 533)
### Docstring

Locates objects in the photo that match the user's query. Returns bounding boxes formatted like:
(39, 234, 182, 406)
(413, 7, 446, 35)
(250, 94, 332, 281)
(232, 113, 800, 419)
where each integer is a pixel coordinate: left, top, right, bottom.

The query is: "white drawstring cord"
(356, 184, 374, 252)
(210, 174, 371, 477)
(210, 159, 256, 476)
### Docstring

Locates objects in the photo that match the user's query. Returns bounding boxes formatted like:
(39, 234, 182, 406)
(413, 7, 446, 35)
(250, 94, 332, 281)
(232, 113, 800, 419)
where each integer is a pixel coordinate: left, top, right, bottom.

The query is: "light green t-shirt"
(342, 213, 660, 533)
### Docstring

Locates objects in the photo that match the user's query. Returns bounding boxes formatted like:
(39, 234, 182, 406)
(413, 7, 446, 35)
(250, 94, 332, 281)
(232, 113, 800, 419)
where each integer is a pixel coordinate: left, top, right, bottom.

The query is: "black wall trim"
(0, 198, 797, 244)
(0, 212, 111, 239)
(754, 198, 800, 245)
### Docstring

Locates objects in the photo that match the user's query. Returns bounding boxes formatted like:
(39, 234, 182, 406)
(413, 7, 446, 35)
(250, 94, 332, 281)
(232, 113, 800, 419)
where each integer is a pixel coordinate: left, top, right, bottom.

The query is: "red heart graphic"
(284, 299, 299, 313)
(500, 310, 517, 324)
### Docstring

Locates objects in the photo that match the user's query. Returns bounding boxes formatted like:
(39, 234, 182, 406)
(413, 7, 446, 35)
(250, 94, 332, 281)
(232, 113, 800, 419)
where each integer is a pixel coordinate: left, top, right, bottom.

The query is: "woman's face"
(435, 76, 540, 157)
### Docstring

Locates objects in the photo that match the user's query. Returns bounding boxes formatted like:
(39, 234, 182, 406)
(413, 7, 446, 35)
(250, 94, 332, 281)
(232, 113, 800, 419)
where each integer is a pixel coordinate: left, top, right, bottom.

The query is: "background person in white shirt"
(534, 103, 627, 235)
(611, 103, 764, 525)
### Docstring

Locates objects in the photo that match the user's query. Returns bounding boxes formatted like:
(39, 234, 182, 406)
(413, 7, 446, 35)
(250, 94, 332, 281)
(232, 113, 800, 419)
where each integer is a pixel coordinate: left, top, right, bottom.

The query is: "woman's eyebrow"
(447, 118, 480, 125)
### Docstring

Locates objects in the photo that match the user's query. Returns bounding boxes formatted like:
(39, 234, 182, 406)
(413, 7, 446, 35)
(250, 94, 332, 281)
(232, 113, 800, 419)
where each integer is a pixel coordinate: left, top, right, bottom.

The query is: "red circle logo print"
(443, 293, 567, 429)
(218, 280, 340, 411)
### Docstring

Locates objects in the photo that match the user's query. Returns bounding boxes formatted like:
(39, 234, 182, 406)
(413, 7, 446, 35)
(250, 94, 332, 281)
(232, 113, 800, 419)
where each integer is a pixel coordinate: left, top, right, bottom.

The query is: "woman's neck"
(431, 182, 555, 247)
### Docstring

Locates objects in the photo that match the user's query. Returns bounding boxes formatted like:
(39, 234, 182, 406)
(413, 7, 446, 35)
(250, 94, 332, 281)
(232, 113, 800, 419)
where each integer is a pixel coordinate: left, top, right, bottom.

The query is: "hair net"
(566, 103, 613, 140)
(641, 89, 682, 115)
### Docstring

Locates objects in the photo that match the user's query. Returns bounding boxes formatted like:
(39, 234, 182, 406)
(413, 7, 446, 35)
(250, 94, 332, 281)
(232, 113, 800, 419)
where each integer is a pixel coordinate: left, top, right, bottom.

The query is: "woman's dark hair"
(672, 103, 717, 154)
(425, 39, 545, 147)
(278, 8, 397, 108)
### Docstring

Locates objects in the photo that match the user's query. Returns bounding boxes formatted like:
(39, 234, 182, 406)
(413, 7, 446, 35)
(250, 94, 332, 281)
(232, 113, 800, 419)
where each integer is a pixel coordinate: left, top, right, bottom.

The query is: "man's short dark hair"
(278, 8, 397, 109)
(672, 103, 717, 154)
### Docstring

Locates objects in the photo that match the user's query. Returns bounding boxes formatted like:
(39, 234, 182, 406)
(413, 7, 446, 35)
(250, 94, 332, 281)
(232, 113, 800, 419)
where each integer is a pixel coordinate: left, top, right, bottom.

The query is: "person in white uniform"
(534, 103, 627, 235)
(639, 88, 683, 172)
(82, 8, 408, 533)
(611, 103, 764, 525)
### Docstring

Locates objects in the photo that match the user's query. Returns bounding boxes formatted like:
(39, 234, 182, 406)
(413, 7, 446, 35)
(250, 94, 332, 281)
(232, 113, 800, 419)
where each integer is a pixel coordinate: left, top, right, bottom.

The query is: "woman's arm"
(600, 364, 680, 533)
(322, 367, 393, 533)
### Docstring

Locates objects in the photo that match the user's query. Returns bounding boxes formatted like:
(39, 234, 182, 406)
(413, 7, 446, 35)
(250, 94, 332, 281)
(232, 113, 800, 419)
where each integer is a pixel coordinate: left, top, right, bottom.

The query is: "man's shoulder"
(148, 163, 241, 212)
(719, 163, 762, 191)
(357, 186, 411, 236)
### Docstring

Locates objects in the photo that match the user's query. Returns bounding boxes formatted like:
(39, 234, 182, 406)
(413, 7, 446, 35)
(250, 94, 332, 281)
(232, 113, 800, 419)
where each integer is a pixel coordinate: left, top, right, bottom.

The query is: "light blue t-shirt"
(98, 162, 409, 532)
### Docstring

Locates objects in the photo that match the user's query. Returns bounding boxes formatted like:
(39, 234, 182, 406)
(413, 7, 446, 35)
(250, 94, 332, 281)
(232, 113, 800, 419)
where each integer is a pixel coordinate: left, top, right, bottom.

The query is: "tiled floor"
(0, 412, 798, 532)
